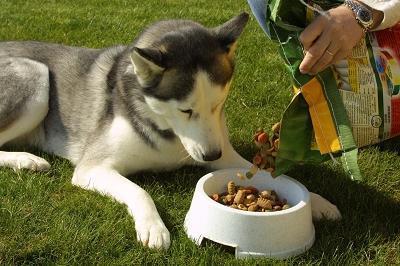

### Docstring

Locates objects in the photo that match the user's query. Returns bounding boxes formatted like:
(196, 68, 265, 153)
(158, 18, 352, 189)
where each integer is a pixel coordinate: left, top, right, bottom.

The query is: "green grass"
(1, 0, 400, 265)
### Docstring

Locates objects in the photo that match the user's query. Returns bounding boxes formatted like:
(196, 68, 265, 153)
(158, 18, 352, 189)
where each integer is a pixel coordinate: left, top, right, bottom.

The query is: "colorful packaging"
(248, 0, 400, 180)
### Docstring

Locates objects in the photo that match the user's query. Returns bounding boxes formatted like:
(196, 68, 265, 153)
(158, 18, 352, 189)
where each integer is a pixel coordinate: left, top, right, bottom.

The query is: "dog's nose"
(202, 150, 222, 161)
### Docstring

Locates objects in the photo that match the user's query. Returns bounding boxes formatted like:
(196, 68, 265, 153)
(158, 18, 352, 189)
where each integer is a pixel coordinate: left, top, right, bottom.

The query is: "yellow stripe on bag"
(298, 78, 341, 154)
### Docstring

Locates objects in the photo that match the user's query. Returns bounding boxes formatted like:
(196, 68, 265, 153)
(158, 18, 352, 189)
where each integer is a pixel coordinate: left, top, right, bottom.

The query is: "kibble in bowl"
(184, 168, 315, 259)
(210, 181, 291, 212)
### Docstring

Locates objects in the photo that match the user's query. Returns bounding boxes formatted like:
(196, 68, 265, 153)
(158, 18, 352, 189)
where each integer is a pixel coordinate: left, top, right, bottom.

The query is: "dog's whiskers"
(178, 149, 191, 164)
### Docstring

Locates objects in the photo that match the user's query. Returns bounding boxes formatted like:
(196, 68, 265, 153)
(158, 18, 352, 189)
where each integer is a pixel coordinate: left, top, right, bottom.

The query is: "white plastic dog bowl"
(184, 168, 315, 259)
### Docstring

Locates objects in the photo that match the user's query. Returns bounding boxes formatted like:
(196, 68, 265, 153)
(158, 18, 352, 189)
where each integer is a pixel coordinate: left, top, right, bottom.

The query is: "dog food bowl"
(184, 168, 315, 259)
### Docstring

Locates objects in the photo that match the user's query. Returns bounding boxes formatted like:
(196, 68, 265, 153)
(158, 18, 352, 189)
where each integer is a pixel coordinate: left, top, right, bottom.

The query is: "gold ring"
(326, 50, 334, 56)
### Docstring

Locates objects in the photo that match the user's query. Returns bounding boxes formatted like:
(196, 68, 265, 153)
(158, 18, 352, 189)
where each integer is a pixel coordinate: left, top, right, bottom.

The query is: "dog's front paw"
(2, 152, 51, 171)
(135, 218, 170, 250)
(310, 192, 342, 221)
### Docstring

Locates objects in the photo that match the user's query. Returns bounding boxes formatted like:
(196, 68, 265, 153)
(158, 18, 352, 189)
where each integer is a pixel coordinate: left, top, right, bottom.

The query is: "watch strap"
(343, 0, 373, 32)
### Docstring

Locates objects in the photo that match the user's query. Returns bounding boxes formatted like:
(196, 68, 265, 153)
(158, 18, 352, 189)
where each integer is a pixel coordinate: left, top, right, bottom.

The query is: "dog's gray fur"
(0, 13, 341, 250)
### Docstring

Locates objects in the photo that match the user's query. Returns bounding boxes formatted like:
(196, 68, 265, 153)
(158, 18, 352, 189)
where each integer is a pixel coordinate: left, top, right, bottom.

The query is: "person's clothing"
(361, 0, 400, 30)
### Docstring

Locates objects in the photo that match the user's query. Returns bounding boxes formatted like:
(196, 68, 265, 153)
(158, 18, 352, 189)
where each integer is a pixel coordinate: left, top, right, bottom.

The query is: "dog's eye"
(179, 109, 193, 118)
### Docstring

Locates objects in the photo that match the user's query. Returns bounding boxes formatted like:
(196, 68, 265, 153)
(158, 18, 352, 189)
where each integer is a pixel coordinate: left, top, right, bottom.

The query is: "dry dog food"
(210, 180, 290, 212)
(237, 122, 281, 179)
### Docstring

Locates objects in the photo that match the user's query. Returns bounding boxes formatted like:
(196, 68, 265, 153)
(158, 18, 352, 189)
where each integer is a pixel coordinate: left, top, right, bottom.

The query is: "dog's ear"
(130, 47, 165, 87)
(213, 12, 249, 56)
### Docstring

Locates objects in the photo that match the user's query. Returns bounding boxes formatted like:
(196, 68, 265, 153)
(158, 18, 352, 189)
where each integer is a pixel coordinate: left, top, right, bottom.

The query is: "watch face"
(357, 9, 372, 23)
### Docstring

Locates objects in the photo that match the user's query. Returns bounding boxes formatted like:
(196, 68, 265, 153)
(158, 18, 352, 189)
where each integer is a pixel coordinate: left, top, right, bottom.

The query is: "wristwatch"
(343, 0, 374, 32)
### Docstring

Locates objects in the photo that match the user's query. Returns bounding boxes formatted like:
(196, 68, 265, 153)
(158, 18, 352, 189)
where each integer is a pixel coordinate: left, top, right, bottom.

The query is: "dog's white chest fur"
(106, 116, 190, 175)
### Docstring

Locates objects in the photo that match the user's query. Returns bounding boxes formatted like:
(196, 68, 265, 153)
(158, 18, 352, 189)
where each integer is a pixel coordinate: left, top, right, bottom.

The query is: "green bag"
(248, 0, 400, 180)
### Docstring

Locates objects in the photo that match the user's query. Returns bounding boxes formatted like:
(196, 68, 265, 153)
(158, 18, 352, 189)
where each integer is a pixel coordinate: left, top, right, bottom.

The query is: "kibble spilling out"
(237, 122, 281, 180)
(210, 180, 291, 212)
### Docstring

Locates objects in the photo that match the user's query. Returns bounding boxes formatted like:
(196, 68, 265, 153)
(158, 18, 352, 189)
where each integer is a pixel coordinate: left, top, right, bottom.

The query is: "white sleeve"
(360, 0, 400, 30)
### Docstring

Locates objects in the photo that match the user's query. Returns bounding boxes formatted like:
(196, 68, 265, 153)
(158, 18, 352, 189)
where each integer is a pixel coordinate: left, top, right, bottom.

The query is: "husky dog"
(0, 13, 340, 249)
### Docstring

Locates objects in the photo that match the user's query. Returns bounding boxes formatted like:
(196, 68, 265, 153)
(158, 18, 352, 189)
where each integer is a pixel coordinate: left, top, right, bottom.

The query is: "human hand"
(299, 5, 364, 75)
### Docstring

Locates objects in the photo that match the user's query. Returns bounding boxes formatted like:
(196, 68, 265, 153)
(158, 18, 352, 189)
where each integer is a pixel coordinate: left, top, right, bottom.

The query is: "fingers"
(299, 15, 326, 51)
(307, 42, 340, 75)
(303, 47, 351, 75)
(299, 28, 331, 74)
(298, 5, 365, 75)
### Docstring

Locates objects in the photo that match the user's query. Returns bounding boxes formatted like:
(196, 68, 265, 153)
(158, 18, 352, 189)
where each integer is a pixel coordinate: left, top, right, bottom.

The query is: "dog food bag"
(248, 0, 400, 180)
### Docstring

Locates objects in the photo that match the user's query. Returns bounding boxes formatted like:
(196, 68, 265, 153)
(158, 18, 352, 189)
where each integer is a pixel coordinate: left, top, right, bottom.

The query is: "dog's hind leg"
(310, 192, 342, 220)
(0, 57, 50, 171)
(72, 165, 170, 249)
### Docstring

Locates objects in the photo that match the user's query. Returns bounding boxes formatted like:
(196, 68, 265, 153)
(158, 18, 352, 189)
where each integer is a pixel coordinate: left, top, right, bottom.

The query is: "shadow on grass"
(287, 163, 400, 263)
(377, 136, 400, 155)
(8, 142, 399, 263)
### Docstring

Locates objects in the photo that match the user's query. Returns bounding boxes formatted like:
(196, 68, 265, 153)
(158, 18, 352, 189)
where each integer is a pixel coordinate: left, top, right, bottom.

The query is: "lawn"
(1, 0, 400, 265)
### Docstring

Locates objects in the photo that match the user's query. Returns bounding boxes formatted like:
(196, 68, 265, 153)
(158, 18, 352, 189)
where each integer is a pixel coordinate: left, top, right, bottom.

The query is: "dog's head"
(130, 13, 248, 162)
